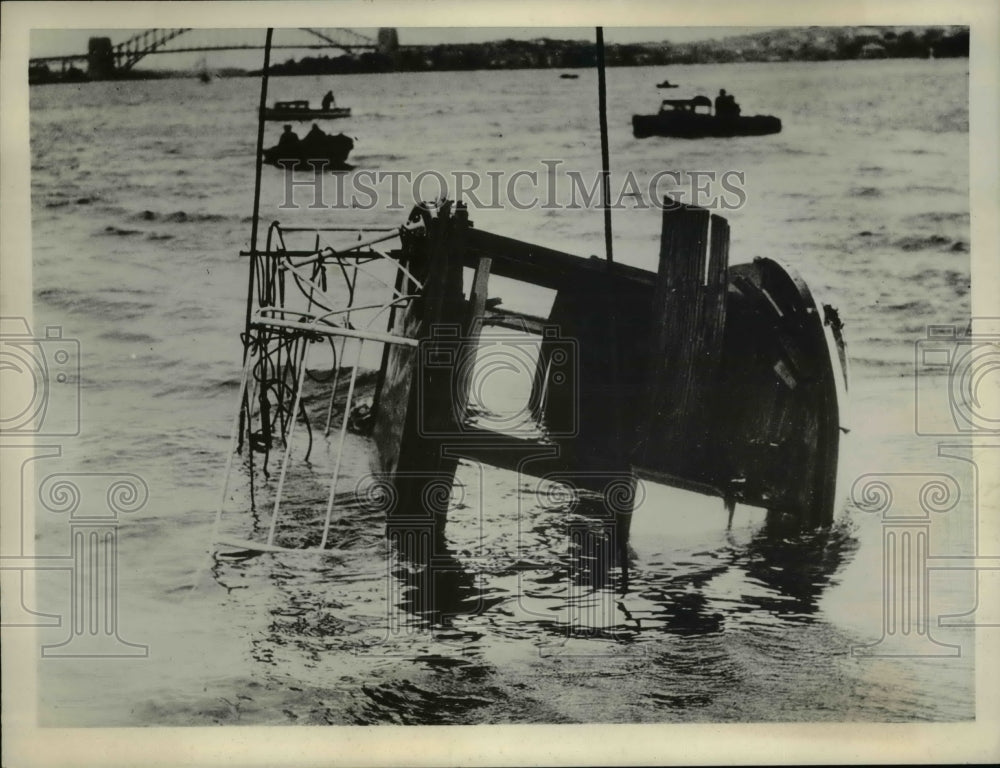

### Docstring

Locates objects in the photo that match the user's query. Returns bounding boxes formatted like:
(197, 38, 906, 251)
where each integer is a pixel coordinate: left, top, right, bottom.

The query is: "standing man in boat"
(715, 89, 730, 118)
(321, 90, 336, 111)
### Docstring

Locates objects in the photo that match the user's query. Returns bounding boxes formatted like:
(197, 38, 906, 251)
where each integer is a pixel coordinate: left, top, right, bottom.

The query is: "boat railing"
(217, 220, 428, 554)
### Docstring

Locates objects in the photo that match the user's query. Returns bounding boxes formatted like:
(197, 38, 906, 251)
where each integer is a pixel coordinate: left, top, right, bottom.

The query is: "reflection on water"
(731, 521, 859, 623)
(389, 517, 503, 631)
(383, 489, 858, 646)
(208, 401, 866, 724)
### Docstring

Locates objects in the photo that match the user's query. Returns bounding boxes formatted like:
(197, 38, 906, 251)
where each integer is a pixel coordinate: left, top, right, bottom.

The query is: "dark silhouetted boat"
(656, 80, 679, 88)
(263, 100, 351, 121)
(633, 96, 781, 139)
(262, 130, 354, 171)
(560, 73, 579, 79)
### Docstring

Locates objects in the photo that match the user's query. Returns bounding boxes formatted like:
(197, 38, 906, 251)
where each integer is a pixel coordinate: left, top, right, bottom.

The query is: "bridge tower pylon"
(87, 37, 115, 79)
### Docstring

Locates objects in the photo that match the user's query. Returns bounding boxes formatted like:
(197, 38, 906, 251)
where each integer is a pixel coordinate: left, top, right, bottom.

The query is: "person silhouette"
(715, 89, 729, 118)
(321, 90, 335, 110)
(728, 93, 742, 117)
(276, 124, 300, 152)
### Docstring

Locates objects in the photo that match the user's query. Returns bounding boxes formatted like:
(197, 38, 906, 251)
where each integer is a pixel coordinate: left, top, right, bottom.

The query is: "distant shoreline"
(29, 55, 968, 87)
(29, 26, 968, 85)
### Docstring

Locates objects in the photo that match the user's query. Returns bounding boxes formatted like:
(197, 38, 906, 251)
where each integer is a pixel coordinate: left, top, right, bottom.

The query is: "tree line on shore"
(266, 26, 968, 75)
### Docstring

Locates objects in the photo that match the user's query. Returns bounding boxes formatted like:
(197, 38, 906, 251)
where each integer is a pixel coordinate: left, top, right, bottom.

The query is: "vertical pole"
(595, 31, 622, 457)
(596, 27, 613, 265)
(239, 28, 273, 452)
(596, 27, 630, 580)
(245, 28, 273, 355)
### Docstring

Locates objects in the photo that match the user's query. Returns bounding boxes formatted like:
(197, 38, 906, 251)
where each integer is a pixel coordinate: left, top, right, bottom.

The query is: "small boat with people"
(264, 92, 351, 121)
(262, 123, 354, 170)
(656, 80, 679, 88)
(632, 91, 781, 139)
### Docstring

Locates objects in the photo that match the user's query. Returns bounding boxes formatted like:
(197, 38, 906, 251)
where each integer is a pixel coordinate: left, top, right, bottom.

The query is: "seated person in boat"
(276, 124, 300, 153)
(300, 123, 331, 155)
(321, 90, 336, 110)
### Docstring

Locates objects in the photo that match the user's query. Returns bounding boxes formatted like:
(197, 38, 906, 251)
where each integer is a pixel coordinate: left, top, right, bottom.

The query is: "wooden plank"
(705, 215, 729, 356)
(371, 299, 423, 478)
(465, 256, 492, 337)
(464, 229, 655, 291)
(677, 214, 729, 460)
(377, 204, 469, 520)
(483, 308, 551, 335)
(453, 256, 492, 420)
(638, 201, 711, 469)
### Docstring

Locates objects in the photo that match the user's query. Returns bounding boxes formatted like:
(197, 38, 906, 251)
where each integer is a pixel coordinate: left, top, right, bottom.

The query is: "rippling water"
(28, 58, 974, 725)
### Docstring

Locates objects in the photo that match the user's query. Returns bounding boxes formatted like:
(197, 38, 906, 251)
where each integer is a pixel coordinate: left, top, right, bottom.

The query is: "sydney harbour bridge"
(29, 28, 400, 80)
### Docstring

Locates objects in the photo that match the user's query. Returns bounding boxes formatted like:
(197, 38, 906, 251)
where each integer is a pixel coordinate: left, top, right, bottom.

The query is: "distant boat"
(633, 96, 781, 139)
(560, 73, 579, 79)
(263, 100, 351, 121)
(196, 56, 213, 84)
(656, 80, 679, 88)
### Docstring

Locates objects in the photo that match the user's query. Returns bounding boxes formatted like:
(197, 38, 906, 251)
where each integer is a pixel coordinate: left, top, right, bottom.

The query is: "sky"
(29, 26, 778, 69)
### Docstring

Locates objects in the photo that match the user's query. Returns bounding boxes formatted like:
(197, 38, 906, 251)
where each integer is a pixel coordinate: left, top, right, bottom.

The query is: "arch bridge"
(29, 28, 397, 79)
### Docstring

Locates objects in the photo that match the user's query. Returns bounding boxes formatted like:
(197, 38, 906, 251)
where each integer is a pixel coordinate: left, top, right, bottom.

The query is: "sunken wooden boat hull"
(372, 200, 847, 528)
(632, 112, 781, 139)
